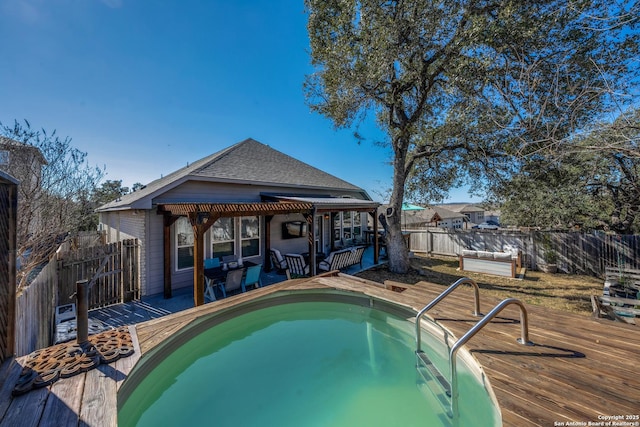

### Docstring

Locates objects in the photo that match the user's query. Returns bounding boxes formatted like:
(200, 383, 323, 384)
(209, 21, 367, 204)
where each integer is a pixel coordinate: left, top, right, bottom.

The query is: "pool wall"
(119, 288, 501, 423)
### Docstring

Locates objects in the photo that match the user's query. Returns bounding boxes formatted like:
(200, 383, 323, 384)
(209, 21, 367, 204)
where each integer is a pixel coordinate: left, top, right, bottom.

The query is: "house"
(380, 204, 466, 230)
(483, 209, 501, 225)
(0, 136, 47, 194)
(431, 206, 466, 229)
(442, 203, 486, 227)
(96, 139, 380, 305)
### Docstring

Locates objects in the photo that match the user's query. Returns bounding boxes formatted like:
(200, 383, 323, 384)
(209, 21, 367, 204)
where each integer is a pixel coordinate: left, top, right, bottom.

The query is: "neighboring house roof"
(404, 206, 465, 226)
(441, 203, 485, 213)
(97, 138, 369, 212)
(377, 204, 467, 228)
(432, 206, 466, 220)
(0, 136, 48, 168)
(402, 208, 437, 227)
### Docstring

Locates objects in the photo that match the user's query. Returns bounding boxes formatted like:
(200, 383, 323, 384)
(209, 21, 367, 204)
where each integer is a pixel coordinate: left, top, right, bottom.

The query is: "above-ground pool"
(118, 293, 501, 426)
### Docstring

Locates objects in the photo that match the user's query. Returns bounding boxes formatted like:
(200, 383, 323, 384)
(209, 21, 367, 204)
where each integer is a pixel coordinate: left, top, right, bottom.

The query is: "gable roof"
(441, 203, 485, 213)
(432, 206, 466, 220)
(97, 138, 366, 212)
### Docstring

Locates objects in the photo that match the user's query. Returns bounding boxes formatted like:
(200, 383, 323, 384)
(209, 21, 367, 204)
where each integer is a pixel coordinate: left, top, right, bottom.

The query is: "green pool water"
(119, 301, 500, 427)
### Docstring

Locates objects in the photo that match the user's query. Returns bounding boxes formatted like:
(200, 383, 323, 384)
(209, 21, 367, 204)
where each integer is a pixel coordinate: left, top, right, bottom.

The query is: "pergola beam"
(158, 200, 380, 307)
(159, 202, 314, 307)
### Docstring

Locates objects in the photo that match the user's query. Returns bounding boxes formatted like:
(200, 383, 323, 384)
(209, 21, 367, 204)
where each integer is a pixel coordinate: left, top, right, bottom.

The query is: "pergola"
(158, 197, 380, 306)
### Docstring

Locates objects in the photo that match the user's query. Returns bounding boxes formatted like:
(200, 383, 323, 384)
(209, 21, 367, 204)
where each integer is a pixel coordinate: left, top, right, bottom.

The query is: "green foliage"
(93, 180, 130, 206)
(496, 107, 640, 233)
(305, 0, 639, 271)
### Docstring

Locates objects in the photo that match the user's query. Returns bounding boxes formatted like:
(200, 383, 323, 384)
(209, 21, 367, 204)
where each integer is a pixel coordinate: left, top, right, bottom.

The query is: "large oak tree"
(304, 0, 639, 272)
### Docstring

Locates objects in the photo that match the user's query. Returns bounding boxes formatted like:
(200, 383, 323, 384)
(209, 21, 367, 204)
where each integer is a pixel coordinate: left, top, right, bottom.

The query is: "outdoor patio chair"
(284, 253, 310, 279)
(219, 268, 244, 297)
(204, 257, 220, 269)
(204, 276, 217, 303)
(270, 248, 288, 273)
(242, 263, 263, 290)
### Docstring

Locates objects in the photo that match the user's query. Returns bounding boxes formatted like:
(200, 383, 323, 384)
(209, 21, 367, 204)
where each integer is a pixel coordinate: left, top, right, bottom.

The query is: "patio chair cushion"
(318, 246, 365, 271)
(270, 248, 288, 271)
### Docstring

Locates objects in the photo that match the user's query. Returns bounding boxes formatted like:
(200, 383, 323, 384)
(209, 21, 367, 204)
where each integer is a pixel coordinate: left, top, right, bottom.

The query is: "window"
(176, 217, 194, 270)
(333, 211, 363, 243)
(353, 212, 361, 237)
(342, 211, 352, 239)
(241, 216, 260, 257)
(211, 217, 235, 259)
(0, 150, 8, 165)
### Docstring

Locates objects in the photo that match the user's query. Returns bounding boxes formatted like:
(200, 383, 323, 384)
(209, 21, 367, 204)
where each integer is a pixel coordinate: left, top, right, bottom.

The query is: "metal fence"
(408, 228, 640, 277)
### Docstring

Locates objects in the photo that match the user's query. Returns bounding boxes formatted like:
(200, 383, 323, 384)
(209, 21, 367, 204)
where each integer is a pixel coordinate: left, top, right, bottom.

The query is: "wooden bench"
(591, 294, 639, 324)
(597, 267, 640, 324)
(604, 267, 640, 290)
(318, 246, 366, 272)
(459, 250, 519, 278)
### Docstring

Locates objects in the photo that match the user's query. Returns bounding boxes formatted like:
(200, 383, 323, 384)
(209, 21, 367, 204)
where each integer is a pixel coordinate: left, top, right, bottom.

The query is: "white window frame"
(175, 217, 194, 271)
(211, 217, 236, 259)
(333, 211, 363, 243)
(240, 216, 261, 258)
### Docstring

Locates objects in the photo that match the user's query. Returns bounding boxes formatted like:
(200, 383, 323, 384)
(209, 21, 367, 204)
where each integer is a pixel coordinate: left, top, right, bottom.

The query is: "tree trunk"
(386, 142, 411, 273)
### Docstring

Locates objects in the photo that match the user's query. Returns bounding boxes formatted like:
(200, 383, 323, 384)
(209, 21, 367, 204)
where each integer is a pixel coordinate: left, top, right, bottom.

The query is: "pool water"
(119, 301, 500, 426)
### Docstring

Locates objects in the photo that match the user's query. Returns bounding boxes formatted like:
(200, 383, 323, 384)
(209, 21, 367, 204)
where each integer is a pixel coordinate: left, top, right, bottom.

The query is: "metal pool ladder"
(414, 277, 533, 424)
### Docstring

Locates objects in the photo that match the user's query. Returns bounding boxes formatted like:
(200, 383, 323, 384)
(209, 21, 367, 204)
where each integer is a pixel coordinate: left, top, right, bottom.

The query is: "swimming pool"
(118, 293, 501, 426)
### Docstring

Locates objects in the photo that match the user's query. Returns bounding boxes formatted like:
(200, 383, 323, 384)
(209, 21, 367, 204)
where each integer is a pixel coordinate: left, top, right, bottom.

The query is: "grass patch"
(355, 254, 603, 316)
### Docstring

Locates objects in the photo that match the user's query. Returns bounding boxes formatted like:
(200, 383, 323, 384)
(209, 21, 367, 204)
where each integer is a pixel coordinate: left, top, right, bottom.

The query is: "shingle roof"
(191, 139, 359, 189)
(97, 138, 364, 212)
(443, 203, 485, 213)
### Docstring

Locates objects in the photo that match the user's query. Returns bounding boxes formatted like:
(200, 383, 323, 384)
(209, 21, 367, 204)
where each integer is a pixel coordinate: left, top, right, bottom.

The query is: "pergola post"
(264, 215, 273, 271)
(372, 210, 379, 265)
(188, 211, 219, 307)
(163, 214, 178, 299)
(304, 208, 316, 276)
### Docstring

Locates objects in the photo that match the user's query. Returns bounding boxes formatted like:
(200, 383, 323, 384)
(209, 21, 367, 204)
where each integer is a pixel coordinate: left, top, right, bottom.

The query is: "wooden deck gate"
(57, 239, 140, 310)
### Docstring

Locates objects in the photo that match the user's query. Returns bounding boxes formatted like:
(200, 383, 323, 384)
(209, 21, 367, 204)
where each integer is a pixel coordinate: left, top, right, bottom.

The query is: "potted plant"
(539, 234, 558, 273)
(540, 248, 558, 273)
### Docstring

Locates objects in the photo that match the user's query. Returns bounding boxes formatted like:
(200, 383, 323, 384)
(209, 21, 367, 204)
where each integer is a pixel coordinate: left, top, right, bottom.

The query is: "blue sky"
(0, 0, 478, 203)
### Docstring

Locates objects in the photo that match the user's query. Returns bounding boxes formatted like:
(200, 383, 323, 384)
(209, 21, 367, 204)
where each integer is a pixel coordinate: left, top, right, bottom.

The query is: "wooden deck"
(1, 273, 639, 426)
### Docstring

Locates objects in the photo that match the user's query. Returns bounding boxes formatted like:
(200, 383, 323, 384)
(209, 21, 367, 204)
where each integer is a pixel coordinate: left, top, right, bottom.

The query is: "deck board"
(40, 373, 84, 427)
(80, 365, 118, 427)
(2, 274, 639, 426)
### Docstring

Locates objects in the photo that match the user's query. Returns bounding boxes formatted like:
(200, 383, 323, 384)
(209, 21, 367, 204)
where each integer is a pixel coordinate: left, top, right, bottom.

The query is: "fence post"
(76, 279, 89, 345)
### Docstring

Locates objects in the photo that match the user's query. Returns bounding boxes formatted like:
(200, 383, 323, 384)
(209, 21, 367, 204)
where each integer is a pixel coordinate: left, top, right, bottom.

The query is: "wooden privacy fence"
(409, 228, 640, 277)
(13, 238, 139, 356)
(14, 260, 57, 357)
(0, 174, 18, 363)
(57, 239, 140, 310)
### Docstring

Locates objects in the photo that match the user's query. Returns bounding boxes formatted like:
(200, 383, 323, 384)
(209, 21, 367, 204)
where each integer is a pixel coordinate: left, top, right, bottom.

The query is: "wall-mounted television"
(282, 221, 308, 239)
